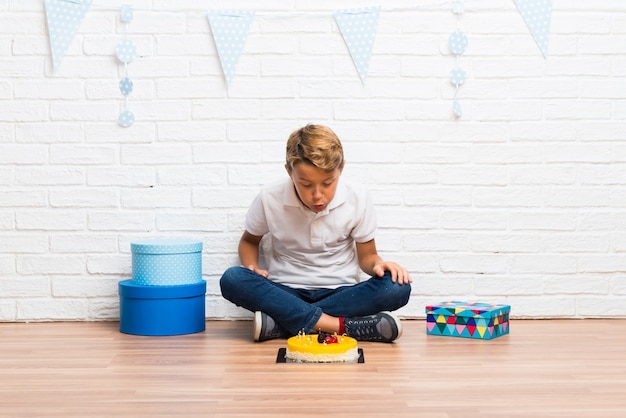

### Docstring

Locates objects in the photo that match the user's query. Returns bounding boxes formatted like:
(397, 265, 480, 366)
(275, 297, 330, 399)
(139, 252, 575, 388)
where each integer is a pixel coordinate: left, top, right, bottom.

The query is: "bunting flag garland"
(42, 4, 554, 93)
(207, 10, 255, 88)
(116, 4, 136, 127)
(45, 0, 93, 72)
(334, 6, 381, 85)
(513, 0, 552, 58)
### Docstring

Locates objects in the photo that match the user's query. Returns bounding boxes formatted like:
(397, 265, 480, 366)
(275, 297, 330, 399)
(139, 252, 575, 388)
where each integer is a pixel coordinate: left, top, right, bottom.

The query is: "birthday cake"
(285, 332, 359, 363)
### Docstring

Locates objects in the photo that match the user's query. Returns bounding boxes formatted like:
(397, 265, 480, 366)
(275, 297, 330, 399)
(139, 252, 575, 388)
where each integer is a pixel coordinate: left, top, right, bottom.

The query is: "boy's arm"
(356, 239, 412, 285)
(238, 230, 269, 277)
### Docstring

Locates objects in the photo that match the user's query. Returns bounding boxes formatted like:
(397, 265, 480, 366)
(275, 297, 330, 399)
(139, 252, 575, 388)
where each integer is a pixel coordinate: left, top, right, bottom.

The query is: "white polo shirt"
(244, 178, 377, 289)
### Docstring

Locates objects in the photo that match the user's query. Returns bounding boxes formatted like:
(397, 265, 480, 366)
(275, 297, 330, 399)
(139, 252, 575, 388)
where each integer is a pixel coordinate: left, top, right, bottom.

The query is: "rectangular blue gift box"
(131, 239, 202, 286)
(119, 280, 206, 336)
(425, 301, 510, 340)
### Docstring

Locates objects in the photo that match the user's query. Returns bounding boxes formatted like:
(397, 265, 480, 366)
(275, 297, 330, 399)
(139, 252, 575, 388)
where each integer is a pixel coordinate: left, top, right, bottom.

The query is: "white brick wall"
(1, 0, 626, 321)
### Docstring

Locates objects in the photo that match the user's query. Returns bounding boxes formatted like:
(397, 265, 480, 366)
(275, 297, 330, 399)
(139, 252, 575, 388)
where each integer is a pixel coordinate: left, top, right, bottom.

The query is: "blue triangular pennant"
(513, 0, 552, 58)
(334, 6, 381, 84)
(207, 10, 255, 87)
(45, 0, 93, 72)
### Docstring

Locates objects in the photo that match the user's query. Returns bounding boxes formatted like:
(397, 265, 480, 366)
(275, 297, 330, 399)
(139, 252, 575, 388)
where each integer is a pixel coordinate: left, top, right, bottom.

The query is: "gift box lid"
(119, 280, 206, 299)
(425, 301, 510, 319)
(131, 239, 203, 255)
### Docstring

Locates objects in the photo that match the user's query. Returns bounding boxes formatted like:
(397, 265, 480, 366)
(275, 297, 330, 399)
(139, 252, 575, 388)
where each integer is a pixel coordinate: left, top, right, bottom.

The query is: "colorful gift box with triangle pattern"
(426, 301, 510, 340)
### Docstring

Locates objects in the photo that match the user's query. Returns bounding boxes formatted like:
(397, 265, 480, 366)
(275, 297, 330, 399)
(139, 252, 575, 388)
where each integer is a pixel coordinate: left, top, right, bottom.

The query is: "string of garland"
(448, 0, 467, 118)
(115, 4, 136, 127)
(87, 2, 453, 15)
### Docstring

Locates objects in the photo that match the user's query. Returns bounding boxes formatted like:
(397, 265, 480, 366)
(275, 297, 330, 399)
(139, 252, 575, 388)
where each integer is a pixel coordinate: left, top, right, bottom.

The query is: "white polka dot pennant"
(207, 10, 255, 88)
(44, 0, 93, 73)
(449, 0, 467, 118)
(116, 4, 136, 127)
(513, 0, 552, 58)
(334, 6, 381, 85)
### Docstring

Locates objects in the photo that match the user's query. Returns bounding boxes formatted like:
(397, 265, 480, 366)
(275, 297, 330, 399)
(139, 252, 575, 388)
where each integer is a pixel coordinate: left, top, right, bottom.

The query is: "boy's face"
(286, 162, 343, 213)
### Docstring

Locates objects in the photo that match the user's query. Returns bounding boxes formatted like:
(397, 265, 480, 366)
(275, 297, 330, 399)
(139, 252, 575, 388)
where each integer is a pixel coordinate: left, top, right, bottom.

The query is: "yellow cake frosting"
(285, 334, 359, 363)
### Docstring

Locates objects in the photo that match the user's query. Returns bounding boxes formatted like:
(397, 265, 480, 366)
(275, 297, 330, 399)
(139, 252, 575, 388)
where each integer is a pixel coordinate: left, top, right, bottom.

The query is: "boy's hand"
(244, 264, 269, 278)
(373, 261, 412, 285)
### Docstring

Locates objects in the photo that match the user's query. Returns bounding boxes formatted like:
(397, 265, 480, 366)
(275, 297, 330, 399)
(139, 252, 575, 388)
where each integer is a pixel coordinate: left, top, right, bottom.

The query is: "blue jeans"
(219, 266, 411, 335)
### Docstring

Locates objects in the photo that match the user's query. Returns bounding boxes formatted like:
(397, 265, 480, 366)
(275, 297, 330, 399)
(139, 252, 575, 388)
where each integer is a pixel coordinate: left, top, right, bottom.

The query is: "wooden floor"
(1, 320, 625, 418)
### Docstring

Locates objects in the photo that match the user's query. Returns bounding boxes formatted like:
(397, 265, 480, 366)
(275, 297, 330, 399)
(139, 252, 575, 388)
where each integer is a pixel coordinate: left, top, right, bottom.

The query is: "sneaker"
(253, 311, 288, 342)
(344, 311, 402, 343)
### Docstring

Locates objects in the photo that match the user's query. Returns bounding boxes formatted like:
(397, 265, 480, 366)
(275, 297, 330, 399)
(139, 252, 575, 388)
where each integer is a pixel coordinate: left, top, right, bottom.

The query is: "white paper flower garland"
(449, 0, 467, 118)
(116, 5, 136, 127)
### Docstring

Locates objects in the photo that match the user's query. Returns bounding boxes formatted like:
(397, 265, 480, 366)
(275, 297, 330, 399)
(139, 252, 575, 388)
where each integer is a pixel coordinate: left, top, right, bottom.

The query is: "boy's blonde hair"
(285, 124, 344, 173)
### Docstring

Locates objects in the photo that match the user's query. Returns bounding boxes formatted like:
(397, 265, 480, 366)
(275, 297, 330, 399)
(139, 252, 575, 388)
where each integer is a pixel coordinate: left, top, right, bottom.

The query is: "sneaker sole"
(252, 311, 263, 342)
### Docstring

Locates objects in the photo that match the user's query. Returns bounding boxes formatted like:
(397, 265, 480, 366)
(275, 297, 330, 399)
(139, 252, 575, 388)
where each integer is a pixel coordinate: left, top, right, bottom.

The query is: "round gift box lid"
(119, 280, 206, 299)
(131, 239, 203, 255)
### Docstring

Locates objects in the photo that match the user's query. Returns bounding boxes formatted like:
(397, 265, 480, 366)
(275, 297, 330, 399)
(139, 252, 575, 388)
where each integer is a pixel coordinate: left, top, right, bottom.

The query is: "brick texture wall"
(1, 1, 626, 321)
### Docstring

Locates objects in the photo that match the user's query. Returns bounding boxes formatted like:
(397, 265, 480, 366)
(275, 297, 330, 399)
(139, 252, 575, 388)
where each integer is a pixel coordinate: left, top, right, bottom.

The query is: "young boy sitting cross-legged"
(220, 124, 412, 343)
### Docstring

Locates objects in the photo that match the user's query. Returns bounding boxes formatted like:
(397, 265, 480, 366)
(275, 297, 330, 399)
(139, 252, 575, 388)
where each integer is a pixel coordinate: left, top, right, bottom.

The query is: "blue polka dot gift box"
(131, 239, 203, 286)
(426, 301, 511, 340)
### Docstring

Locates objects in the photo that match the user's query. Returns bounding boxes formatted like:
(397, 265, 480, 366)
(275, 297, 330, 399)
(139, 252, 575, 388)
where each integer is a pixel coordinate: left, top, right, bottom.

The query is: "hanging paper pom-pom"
(448, 30, 468, 55)
(118, 110, 135, 127)
(119, 77, 133, 96)
(121, 4, 134, 23)
(452, 1, 464, 15)
(116, 39, 137, 64)
(450, 67, 466, 86)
